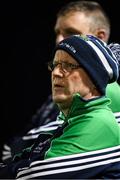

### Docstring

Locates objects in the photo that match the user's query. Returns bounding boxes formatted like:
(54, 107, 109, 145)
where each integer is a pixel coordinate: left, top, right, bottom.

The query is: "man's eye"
(53, 63, 58, 67)
(65, 30, 81, 37)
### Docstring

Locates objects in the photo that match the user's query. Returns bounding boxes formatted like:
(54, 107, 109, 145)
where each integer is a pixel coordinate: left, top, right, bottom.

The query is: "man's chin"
(53, 95, 67, 103)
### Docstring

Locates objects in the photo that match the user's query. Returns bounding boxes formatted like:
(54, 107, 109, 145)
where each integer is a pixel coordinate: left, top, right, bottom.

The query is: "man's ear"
(95, 29, 109, 43)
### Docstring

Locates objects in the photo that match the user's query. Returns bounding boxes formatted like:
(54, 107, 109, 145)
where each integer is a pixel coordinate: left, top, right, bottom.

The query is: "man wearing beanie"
(2, 0, 120, 165)
(0, 35, 120, 179)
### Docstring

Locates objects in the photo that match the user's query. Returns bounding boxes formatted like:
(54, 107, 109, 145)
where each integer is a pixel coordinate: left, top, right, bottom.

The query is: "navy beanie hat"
(55, 35, 120, 95)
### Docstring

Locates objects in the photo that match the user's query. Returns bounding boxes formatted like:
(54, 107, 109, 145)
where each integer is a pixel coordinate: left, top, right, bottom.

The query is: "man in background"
(1, 0, 120, 163)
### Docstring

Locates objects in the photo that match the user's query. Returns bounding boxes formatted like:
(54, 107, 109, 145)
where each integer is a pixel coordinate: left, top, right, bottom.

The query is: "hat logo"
(59, 42, 76, 53)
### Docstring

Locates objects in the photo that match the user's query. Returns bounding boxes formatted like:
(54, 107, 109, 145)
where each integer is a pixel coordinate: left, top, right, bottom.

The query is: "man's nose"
(52, 64, 64, 77)
(56, 34, 64, 44)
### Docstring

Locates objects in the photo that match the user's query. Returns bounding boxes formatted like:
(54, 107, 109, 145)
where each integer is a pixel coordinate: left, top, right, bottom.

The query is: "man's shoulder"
(107, 81, 120, 92)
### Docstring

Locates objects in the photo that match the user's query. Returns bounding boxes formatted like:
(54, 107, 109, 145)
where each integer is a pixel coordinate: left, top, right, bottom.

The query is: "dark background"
(1, 0, 120, 145)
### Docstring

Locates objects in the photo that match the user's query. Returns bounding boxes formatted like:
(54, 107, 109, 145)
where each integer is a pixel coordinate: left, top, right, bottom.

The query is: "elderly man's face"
(51, 50, 95, 108)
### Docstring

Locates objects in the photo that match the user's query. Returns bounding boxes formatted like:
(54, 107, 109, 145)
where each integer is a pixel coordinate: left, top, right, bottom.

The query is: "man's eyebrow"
(64, 27, 82, 35)
(54, 27, 82, 35)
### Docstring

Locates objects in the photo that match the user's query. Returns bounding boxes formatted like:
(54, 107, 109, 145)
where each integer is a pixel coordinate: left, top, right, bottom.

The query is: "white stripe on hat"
(87, 41, 113, 79)
(96, 40, 119, 80)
